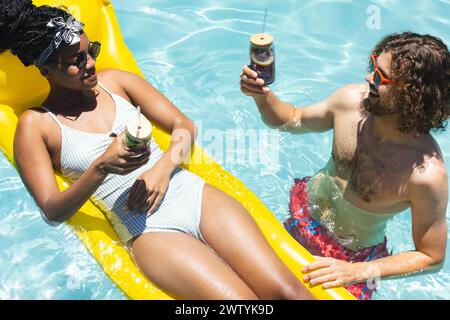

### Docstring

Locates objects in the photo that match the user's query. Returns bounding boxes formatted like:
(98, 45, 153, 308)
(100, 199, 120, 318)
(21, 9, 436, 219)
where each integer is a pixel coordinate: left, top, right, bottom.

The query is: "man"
(240, 32, 449, 299)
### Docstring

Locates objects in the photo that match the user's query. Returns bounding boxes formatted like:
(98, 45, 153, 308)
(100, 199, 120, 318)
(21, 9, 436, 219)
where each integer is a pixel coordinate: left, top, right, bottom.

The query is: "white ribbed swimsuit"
(41, 82, 205, 244)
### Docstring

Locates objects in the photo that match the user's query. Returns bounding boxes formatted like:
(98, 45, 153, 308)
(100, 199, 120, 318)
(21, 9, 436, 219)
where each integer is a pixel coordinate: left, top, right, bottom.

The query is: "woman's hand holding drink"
(95, 131, 151, 175)
(122, 106, 153, 149)
(95, 106, 153, 175)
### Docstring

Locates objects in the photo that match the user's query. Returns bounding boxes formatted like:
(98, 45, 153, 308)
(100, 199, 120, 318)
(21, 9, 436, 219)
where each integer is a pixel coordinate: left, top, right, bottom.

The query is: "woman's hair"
(372, 32, 450, 134)
(0, 0, 73, 66)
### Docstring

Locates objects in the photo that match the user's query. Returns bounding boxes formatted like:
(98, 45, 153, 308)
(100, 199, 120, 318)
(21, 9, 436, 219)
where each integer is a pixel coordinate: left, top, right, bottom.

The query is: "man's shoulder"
(408, 143, 448, 195)
(329, 83, 367, 112)
(339, 83, 367, 93)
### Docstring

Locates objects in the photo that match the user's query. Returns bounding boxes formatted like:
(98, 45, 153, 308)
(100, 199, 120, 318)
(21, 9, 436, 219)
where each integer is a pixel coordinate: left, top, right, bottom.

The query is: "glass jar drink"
(249, 33, 275, 85)
(122, 115, 152, 150)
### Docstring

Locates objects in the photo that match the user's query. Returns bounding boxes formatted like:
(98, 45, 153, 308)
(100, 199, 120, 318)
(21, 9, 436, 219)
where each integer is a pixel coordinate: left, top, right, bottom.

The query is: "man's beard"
(363, 88, 399, 117)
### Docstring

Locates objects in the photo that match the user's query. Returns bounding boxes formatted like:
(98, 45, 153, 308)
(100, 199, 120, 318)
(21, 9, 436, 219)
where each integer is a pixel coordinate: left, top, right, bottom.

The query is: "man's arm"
(302, 162, 448, 288)
(367, 164, 448, 277)
(240, 65, 352, 134)
(355, 167, 448, 282)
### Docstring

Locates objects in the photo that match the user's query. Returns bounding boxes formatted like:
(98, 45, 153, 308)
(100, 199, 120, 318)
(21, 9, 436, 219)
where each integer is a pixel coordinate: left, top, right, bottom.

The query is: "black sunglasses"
(51, 41, 101, 69)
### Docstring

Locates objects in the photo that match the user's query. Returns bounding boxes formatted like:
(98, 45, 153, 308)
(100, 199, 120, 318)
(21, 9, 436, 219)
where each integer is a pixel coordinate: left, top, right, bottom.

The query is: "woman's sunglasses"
(51, 41, 101, 69)
(369, 53, 395, 89)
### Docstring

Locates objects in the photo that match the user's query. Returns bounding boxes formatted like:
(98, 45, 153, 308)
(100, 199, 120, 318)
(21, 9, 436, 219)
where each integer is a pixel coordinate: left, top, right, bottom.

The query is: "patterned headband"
(34, 16, 85, 68)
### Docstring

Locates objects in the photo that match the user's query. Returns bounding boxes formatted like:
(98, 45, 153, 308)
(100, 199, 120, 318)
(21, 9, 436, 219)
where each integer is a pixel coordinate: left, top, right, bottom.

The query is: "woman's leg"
(131, 232, 258, 299)
(200, 184, 315, 300)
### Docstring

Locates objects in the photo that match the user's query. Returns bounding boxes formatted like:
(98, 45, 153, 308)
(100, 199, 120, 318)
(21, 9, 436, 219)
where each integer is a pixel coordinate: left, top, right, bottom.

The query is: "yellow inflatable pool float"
(0, 0, 354, 300)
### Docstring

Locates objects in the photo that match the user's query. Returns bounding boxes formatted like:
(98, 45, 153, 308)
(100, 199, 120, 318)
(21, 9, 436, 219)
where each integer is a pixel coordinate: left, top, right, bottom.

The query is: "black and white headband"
(34, 16, 85, 68)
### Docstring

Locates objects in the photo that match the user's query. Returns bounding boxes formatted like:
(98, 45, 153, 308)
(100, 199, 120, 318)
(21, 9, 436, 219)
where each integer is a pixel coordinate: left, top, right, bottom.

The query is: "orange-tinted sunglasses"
(369, 53, 395, 89)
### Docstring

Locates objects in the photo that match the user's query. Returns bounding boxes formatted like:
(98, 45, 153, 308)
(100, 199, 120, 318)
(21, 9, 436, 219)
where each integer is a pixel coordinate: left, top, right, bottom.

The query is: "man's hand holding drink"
(240, 65, 271, 97)
(240, 32, 275, 98)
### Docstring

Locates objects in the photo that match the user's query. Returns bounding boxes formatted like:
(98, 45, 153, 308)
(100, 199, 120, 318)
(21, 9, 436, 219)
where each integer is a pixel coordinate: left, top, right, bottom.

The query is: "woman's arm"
(14, 110, 149, 222)
(118, 70, 197, 170)
(114, 70, 197, 213)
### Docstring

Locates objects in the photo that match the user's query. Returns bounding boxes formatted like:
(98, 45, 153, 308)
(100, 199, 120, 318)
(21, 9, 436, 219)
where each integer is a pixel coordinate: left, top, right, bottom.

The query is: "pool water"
(1, 0, 449, 299)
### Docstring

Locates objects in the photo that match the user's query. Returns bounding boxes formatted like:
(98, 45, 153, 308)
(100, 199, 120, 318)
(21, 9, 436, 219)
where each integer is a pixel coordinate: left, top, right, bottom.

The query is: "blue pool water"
(1, 0, 449, 299)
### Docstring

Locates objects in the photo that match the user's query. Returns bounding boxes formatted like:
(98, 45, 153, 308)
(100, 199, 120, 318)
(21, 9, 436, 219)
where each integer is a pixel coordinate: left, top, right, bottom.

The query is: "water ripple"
(1, 0, 449, 300)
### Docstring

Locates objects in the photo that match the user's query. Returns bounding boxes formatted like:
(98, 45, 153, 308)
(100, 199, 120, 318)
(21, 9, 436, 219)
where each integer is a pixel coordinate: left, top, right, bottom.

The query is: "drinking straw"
(262, 8, 268, 34)
(136, 106, 141, 137)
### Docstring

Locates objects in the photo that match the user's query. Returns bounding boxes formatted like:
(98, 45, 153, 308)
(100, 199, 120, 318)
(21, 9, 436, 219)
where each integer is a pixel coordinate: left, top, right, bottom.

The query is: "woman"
(1, 0, 314, 299)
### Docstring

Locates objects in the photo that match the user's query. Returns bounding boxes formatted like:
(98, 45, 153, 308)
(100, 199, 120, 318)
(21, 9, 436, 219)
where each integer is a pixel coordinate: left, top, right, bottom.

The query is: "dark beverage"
(249, 33, 275, 85)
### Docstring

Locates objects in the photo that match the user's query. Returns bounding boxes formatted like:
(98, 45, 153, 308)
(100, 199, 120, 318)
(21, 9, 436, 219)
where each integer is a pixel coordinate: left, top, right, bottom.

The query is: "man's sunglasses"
(369, 53, 396, 89)
(51, 41, 101, 69)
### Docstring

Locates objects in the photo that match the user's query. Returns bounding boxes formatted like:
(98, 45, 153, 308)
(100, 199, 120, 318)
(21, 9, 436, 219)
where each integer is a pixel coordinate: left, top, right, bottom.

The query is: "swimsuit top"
(41, 82, 164, 214)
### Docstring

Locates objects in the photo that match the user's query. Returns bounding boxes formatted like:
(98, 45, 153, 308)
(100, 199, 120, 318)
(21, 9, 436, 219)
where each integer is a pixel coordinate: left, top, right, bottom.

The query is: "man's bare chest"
(331, 120, 411, 206)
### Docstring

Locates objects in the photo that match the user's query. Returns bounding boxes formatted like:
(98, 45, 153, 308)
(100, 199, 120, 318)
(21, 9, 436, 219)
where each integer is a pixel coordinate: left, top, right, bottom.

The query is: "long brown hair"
(372, 32, 450, 134)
